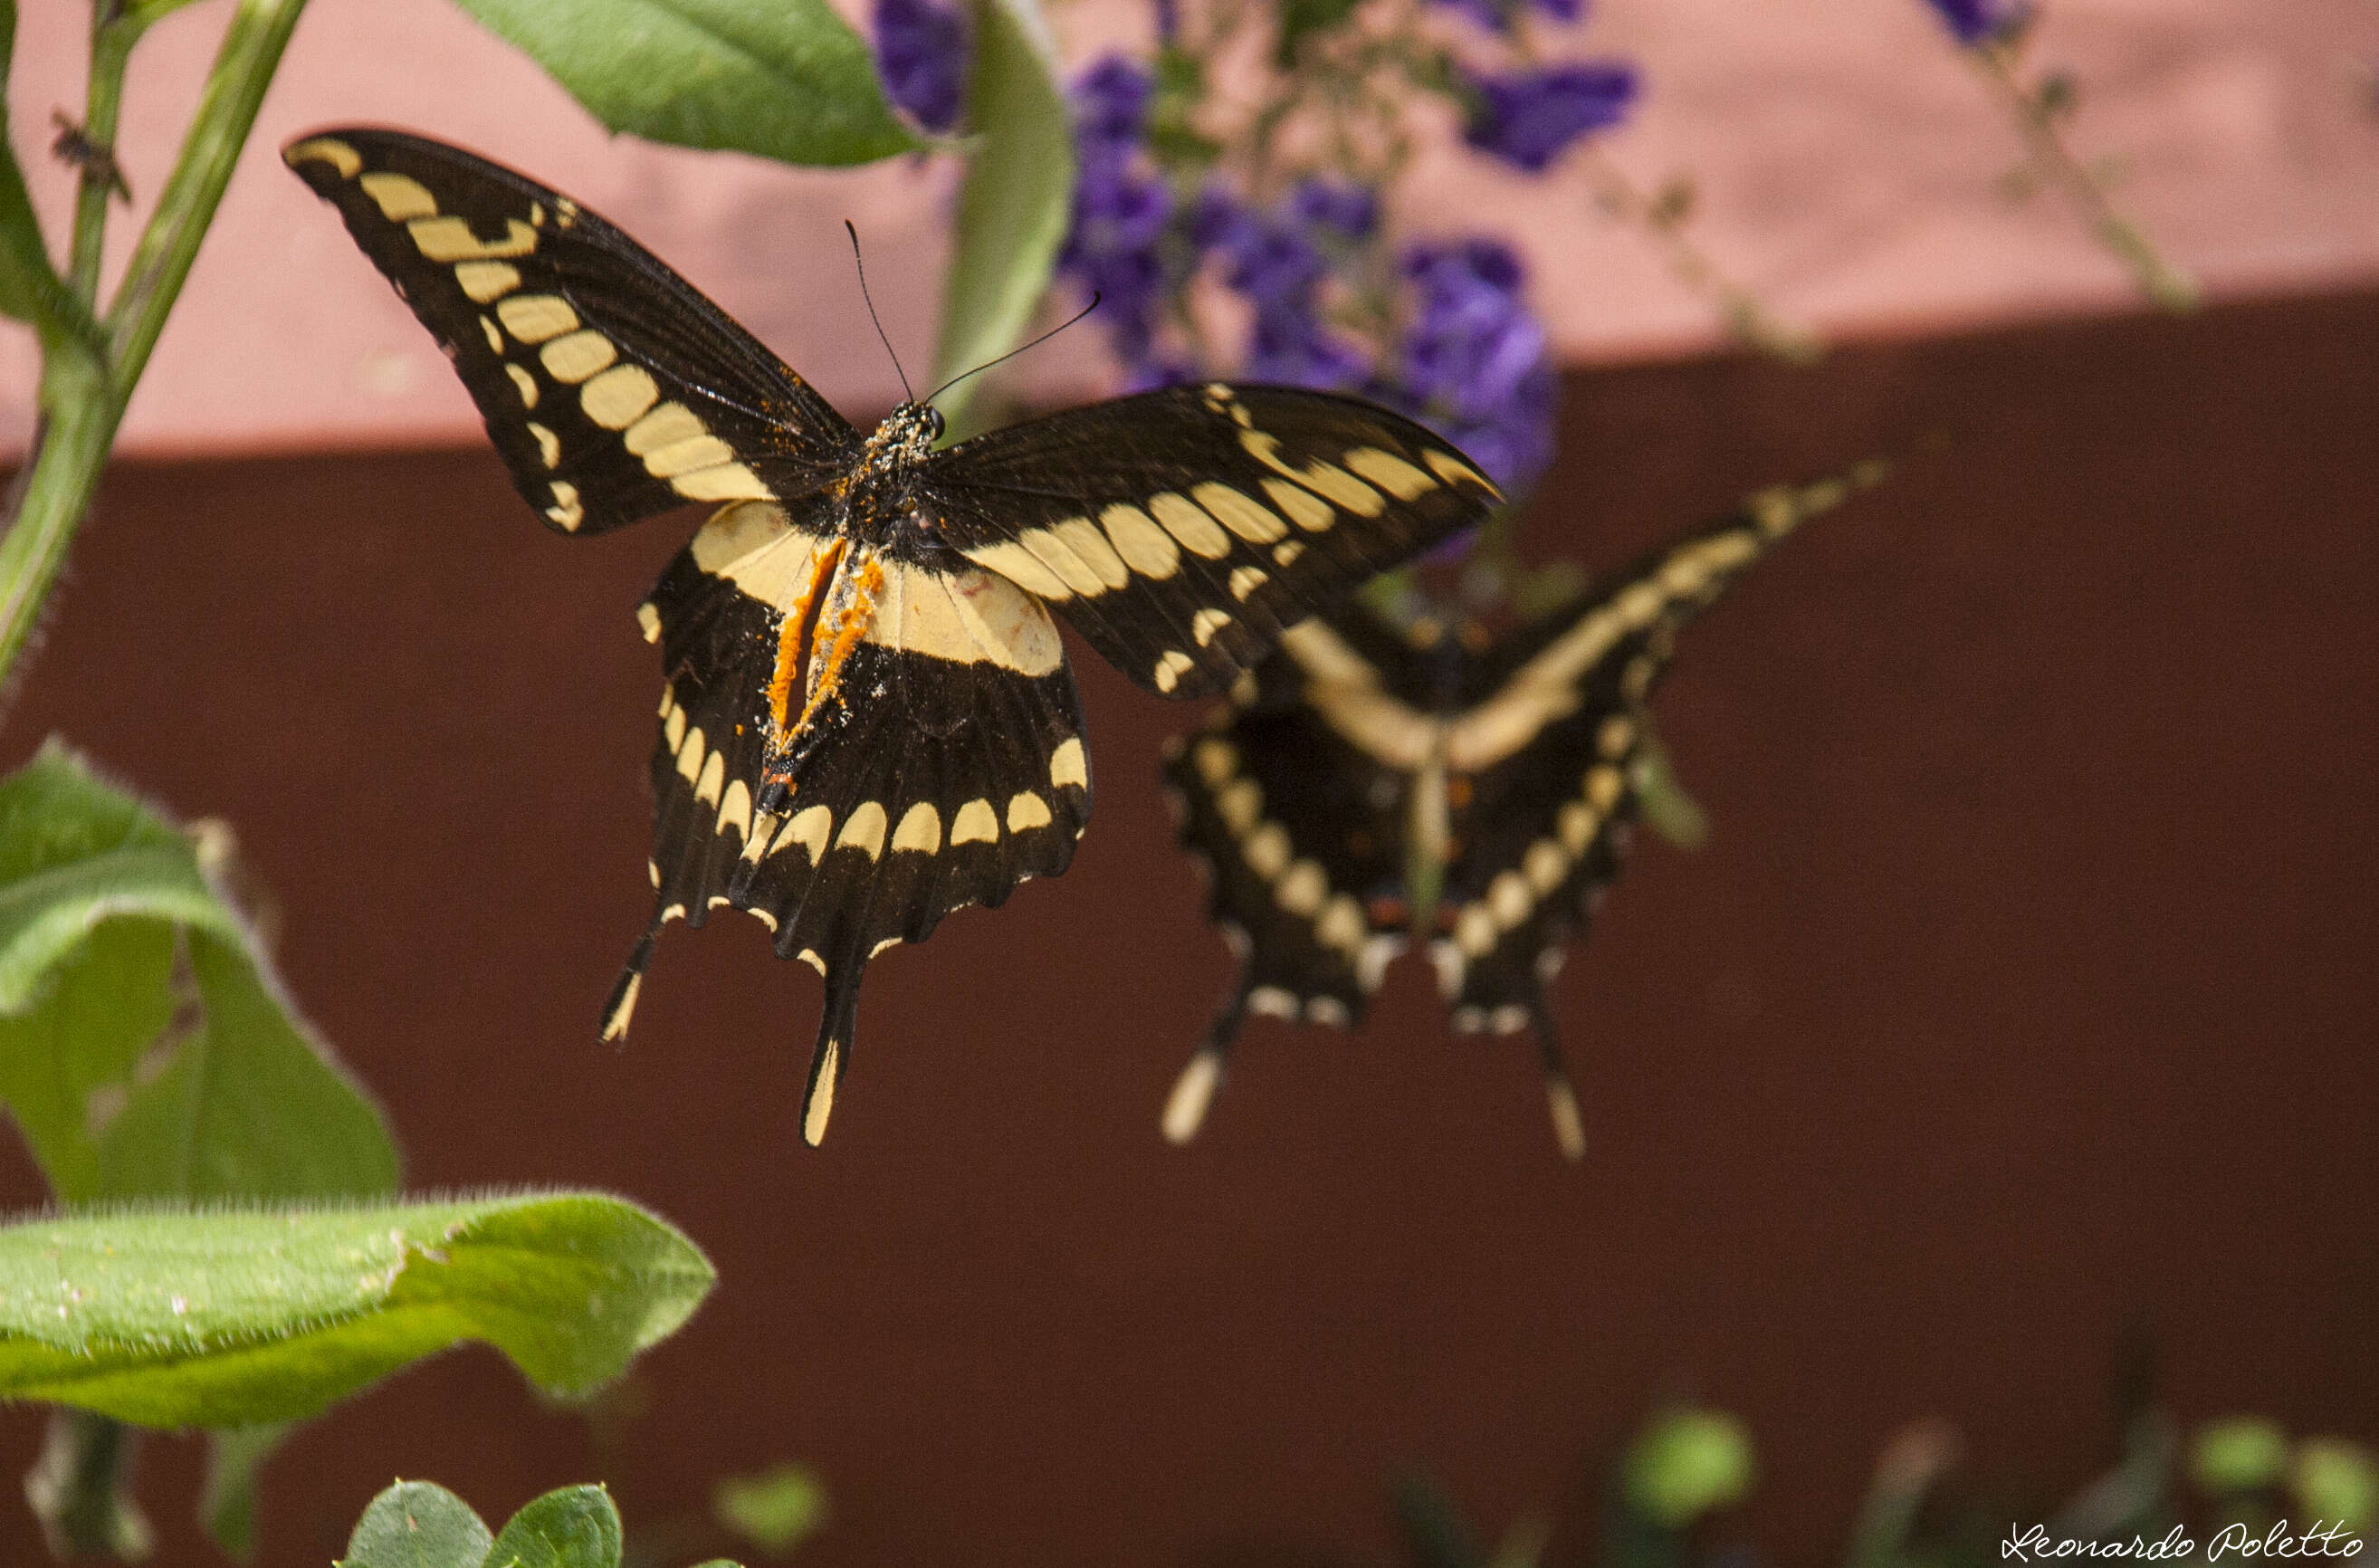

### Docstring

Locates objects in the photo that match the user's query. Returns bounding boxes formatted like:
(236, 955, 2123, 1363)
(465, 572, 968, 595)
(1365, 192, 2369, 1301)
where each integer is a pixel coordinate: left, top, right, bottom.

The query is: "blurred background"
(0, 0, 2374, 1563)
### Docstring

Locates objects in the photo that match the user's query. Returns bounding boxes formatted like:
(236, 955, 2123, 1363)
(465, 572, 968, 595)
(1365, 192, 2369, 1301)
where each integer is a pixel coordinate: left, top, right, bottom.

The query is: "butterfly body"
(286, 128, 1503, 1143)
(1161, 466, 1887, 1158)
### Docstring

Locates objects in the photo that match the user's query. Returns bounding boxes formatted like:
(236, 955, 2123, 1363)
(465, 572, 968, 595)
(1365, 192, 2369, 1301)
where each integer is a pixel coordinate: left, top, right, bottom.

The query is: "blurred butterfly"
(1159, 464, 1886, 1158)
(287, 128, 1503, 1143)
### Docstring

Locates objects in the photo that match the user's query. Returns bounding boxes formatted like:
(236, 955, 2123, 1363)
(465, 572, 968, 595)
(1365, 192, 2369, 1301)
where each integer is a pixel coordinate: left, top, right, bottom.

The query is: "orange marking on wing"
(793, 550, 886, 738)
(766, 539, 846, 743)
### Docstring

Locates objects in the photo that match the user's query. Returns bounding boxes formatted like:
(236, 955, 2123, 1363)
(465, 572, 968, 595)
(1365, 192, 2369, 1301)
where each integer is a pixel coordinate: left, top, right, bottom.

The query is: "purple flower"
(1058, 57, 1176, 378)
(1925, 0, 2027, 44)
(1186, 186, 1252, 253)
(1462, 62, 1637, 172)
(1072, 57, 1154, 148)
(1393, 241, 1557, 492)
(1247, 304, 1367, 391)
(1222, 214, 1328, 308)
(873, 0, 969, 134)
(1427, 0, 1585, 33)
(1289, 178, 1379, 241)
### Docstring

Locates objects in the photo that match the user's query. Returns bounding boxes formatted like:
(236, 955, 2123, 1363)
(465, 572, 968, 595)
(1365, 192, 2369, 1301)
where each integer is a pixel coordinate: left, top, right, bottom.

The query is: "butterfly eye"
(923, 406, 945, 441)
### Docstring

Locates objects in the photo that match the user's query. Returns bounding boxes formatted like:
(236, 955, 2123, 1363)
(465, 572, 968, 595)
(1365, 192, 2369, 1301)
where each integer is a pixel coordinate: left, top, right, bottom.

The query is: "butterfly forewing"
(284, 129, 860, 536)
(923, 383, 1502, 701)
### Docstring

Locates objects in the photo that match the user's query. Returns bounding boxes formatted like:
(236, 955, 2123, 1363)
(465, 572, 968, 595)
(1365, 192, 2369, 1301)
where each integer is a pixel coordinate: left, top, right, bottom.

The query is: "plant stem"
(1966, 43, 2197, 312)
(69, 5, 146, 306)
(0, 0, 311, 696)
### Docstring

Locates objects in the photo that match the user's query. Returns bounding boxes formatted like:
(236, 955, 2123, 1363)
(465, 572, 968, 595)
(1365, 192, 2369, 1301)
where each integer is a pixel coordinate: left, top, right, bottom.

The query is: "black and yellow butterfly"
(1159, 465, 1885, 1159)
(286, 129, 1504, 1143)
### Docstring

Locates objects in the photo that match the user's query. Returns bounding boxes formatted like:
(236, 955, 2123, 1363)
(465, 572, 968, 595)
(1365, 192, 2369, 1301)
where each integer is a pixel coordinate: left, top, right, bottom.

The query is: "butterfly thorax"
(836, 403, 943, 547)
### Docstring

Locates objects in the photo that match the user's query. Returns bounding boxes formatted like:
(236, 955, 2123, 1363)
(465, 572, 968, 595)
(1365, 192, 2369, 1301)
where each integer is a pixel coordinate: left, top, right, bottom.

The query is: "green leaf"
(0, 741, 398, 1205)
(930, 0, 1075, 440)
(2293, 1439, 2377, 1533)
(200, 1422, 288, 1559)
(715, 1463, 829, 1555)
(340, 1480, 493, 1568)
(2192, 1417, 2288, 1496)
(1274, 0, 1362, 68)
(486, 1485, 623, 1568)
(1624, 1409, 1755, 1528)
(0, 1192, 717, 1428)
(446, 0, 922, 167)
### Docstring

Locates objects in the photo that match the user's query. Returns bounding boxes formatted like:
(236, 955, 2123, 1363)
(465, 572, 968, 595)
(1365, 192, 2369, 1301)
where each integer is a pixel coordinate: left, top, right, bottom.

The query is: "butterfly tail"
(599, 926, 659, 1045)
(798, 958, 866, 1147)
(1529, 995, 1585, 1162)
(1162, 980, 1253, 1146)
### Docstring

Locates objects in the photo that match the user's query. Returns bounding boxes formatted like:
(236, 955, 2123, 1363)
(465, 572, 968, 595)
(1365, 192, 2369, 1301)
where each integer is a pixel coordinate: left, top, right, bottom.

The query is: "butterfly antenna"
(846, 219, 915, 406)
(922, 293, 1102, 409)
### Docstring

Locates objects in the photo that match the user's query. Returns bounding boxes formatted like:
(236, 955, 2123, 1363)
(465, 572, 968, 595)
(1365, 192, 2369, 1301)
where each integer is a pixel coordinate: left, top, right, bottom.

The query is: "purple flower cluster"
(1196, 183, 1369, 391)
(1462, 62, 1638, 172)
(872, 0, 969, 134)
(1925, 0, 2028, 45)
(1059, 60, 1175, 373)
(1392, 241, 1556, 492)
(1428, 0, 1581, 35)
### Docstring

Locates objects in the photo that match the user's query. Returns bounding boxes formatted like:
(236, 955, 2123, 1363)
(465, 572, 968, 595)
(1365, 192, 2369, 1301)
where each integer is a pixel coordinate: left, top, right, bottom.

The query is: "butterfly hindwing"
(284, 129, 860, 536)
(924, 383, 1502, 701)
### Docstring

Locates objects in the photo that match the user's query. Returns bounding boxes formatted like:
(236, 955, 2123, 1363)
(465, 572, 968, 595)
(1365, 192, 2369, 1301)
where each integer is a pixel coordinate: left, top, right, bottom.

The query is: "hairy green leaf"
(446, 0, 921, 167)
(0, 1192, 716, 1428)
(715, 1463, 829, 1554)
(931, 0, 1075, 439)
(340, 1480, 492, 1568)
(485, 1485, 623, 1568)
(0, 741, 397, 1205)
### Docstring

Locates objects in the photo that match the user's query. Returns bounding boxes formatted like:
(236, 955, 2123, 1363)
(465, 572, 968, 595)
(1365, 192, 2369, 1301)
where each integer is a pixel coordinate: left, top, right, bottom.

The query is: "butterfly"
(285, 128, 1504, 1144)
(1157, 464, 1886, 1159)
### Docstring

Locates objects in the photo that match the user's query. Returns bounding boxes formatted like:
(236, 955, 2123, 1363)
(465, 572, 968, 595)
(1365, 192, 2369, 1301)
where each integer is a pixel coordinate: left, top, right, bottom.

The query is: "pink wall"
(4, 0, 2376, 457)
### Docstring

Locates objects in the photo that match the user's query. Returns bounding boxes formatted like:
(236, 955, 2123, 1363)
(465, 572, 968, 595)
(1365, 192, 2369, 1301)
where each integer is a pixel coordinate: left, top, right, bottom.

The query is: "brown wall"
(1, 289, 2373, 1565)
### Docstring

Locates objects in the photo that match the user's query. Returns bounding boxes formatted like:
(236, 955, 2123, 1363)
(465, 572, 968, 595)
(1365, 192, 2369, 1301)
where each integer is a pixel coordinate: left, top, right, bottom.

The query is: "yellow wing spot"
(961, 541, 1072, 600)
(555, 196, 580, 227)
(951, 798, 999, 845)
(664, 699, 687, 752)
(1308, 997, 1351, 1027)
(409, 215, 537, 262)
(637, 603, 662, 643)
(1620, 655, 1658, 702)
(1456, 904, 1499, 957)
(892, 801, 942, 855)
(454, 261, 521, 302)
(1748, 486, 1798, 536)
(1216, 779, 1262, 836)
(527, 422, 560, 469)
(1423, 447, 1499, 496)
(718, 778, 753, 840)
(1242, 822, 1290, 880)
(1250, 986, 1299, 1019)
(1190, 482, 1287, 544)
(1597, 714, 1635, 760)
(546, 480, 584, 531)
(804, 1038, 838, 1146)
(1191, 737, 1237, 787)
(798, 949, 827, 975)
(283, 137, 361, 177)
(1615, 581, 1667, 630)
(1586, 764, 1624, 811)
(1272, 540, 1304, 569)
(1275, 859, 1327, 916)
(672, 464, 773, 502)
(1524, 839, 1570, 896)
(871, 937, 903, 958)
(1261, 478, 1334, 532)
(540, 330, 617, 384)
(647, 858, 661, 888)
(479, 315, 503, 354)
(599, 972, 641, 1042)
(497, 294, 577, 344)
(641, 434, 735, 479)
(1049, 518, 1131, 591)
(1153, 649, 1196, 693)
(504, 363, 539, 408)
(1191, 607, 1232, 647)
(359, 172, 438, 222)
(1343, 445, 1438, 500)
(1238, 430, 1385, 516)
(836, 801, 889, 861)
(1149, 492, 1233, 559)
(626, 402, 707, 455)
(581, 364, 660, 430)
(1101, 503, 1180, 579)
(748, 906, 779, 932)
(773, 805, 834, 864)
(1658, 553, 1714, 599)
(1049, 737, 1089, 791)
(674, 725, 707, 785)
(1007, 791, 1053, 832)
(1228, 566, 1268, 601)
(1557, 800, 1597, 855)
(1489, 870, 1533, 931)
(694, 749, 726, 808)
(1162, 1048, 1223, 1145)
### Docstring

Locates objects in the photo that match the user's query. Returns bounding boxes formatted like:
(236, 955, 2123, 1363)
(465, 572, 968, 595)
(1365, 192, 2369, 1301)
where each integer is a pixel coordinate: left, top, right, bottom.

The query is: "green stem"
(1967, 43, 2197, 312)
(0, 0, 311, 697)
(68, 6, 146, 306)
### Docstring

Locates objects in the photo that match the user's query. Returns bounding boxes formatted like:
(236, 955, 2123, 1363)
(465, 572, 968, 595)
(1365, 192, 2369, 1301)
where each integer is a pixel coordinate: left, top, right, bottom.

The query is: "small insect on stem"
(52, 113, 130, 203)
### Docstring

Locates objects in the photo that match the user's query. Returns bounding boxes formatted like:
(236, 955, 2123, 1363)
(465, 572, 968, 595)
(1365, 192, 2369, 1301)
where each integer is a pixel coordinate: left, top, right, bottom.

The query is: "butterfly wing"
(285, 128, 861, 535)
(921, 383, 1501, 700)
(607, 502, 1090, 1144)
